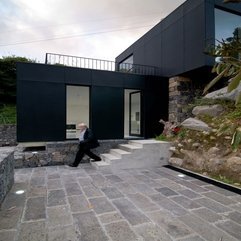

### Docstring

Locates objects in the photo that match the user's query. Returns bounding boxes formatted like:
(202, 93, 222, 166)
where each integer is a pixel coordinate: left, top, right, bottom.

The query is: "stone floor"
(0, 164, 241, 241)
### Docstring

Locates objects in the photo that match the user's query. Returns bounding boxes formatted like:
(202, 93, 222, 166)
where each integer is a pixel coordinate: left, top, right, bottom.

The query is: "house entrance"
(124, 89, 142, 138)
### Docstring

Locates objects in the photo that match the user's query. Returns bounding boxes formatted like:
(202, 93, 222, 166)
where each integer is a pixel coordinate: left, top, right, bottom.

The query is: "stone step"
(91, 160, 110, 171)
(118, 144, 142, 152)
(109, 149, 131, 158)
(128, 140, 143, 147)
(100, 153, 120, 163)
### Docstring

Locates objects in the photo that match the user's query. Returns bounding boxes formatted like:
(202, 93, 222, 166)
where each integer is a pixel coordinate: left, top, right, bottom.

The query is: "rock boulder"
(192, 104, 224, 117)
(181, 118, 211, 132)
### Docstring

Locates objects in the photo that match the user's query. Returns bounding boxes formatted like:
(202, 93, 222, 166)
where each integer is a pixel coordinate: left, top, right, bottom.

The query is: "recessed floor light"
(178, 174, 185, 178)
(15, 190, 25, 195)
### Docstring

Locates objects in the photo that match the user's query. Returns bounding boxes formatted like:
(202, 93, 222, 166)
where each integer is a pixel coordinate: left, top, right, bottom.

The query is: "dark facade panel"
(92, 70, 124, 87)
(91, 86, 124, 139)
(161, 19, 184, 77)
(17, 80, 65, 142)
(123, 74, 145, 89)
(65, 67, 92, 85)
(184, 3, 206, 72)
(161, 4, 183, 31)
(17, 63, 65, 83)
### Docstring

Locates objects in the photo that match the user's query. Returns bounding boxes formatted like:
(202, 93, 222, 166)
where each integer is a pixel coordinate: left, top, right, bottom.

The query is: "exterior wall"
(17, 63, 168, 142)
(116, 0, 241, 78)
(0, 125, 16, 147)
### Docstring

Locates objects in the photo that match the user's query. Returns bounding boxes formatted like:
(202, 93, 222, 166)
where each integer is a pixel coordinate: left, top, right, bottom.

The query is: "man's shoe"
(68, 163, 77, 167)
(91, 158, 101, 162)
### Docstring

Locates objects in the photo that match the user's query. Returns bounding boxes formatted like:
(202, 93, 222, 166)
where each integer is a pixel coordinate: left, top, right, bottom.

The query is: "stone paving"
(0, 164, 240, 241)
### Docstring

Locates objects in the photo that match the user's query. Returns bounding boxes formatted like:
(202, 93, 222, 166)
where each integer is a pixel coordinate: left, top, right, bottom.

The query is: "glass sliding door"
(129, 91, 141, 136)
(66, 85, 89, 139)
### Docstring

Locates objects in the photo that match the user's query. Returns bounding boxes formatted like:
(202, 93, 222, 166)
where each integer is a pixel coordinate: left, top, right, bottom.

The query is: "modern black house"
(17, 0, 241, 142)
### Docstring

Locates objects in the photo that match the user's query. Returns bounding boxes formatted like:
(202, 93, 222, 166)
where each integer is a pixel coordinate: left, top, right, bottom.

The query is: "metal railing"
(45, 53, 161, 76)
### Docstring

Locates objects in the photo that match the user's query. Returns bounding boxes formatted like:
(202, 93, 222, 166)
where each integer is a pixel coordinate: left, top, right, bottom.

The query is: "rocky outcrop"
(181, 118, 211, 132)
(204, 81, 241, 101)
(192, 104, 224, 117)
(168, 97, 241, 184)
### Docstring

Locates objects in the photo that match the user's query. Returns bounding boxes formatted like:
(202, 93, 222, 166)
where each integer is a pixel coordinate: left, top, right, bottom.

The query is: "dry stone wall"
(14, 139, 128, 168)
(0, 125, 16, 147)
(169, 76, 194, 123)
(0, 147, 15, 206)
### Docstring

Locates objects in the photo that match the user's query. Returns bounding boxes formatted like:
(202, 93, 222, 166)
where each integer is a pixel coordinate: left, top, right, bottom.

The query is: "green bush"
(0, 104, 16, 124)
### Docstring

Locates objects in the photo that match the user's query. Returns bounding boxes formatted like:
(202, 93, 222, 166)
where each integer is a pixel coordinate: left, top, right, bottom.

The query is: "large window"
(215, 8, 241, 42)
(119, 55, 133, 72)
(66, 86, 89, 139)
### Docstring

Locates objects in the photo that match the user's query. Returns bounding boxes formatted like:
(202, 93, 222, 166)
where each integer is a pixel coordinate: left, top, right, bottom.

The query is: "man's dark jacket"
(80, 128, 100, 149)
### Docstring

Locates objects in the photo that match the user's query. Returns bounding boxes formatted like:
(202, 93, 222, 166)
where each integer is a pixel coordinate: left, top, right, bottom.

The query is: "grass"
(155, 134, 168, 141)
(0, 104, 16, 124)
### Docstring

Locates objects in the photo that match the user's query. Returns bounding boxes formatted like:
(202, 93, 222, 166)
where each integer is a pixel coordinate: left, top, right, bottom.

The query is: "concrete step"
(100, 153, 120, 163)
(118, 144, 142, 152)
(128, 140, 143, 147)
(90, 160, 110, 171)
(109, 148, 131, 158)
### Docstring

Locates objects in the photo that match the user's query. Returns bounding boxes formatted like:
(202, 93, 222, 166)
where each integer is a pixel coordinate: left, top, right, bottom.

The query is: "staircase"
(91, 139, 171, 172)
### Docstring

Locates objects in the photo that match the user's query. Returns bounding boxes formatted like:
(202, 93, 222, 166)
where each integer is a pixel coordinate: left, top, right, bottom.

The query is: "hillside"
(166, 99, 241, 187)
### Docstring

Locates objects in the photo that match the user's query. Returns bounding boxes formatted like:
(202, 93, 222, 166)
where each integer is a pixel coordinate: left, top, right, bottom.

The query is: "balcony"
(45, 53, 161, 76)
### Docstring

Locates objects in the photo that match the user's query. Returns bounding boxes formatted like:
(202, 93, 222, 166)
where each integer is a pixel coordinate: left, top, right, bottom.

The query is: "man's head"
(78, 123, 87, 132)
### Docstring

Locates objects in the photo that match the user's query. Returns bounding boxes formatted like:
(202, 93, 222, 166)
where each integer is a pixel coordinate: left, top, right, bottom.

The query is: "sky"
(0, 0, 186, 63)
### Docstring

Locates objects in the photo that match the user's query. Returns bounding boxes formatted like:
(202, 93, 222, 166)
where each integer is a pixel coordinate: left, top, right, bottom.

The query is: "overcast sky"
(0, 0, 186, 63)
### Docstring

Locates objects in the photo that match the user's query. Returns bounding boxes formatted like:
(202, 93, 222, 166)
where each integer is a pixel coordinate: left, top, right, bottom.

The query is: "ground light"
(15, 190, 25, 195)
(177, 174, 186, 178)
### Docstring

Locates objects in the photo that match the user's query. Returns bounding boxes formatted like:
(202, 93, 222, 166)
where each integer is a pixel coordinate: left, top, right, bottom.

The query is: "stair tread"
(91, 160, 110, 166)
(111, 149, 131, 154)
(119, 144, 142, 149)
(101, 153, 120, 160)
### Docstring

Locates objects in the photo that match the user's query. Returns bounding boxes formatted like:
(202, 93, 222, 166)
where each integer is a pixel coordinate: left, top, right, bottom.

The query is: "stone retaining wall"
(0, 147, 15, 206)
(14, 139, 128, 168)
(169, 76, 193, 123)
(0, 125, 17, 147)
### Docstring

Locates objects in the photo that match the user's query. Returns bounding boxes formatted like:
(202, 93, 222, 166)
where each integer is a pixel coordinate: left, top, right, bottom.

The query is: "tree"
(204, 27, 241, 105)
(0, 56, 34, 105)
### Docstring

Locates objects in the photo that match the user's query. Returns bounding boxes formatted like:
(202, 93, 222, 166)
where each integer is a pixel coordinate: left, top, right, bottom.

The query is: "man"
(69, 123, 101, 167)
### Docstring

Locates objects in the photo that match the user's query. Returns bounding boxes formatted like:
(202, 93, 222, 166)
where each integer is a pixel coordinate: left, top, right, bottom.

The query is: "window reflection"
(119, 55, 133, 72)
(66, 86, 89, 139)
(215, 8, 241, 42)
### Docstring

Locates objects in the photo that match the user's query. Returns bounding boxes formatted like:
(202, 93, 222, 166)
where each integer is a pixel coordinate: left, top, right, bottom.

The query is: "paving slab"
(73, 211, 108, 241)
(101, 186, 124, 199)
(112, 198, 150, 225)
(98, 212, 123, 224)
(17, 221, 46, 241)
(48, 225, 81, 241)
(23, 196, 46, 221)
(89, 196, 116, 214)
(0, 230, 16, 241)
(146, 210, 193, 239)
(105, 221, 138, 241)
(47, 189, 66, 207)
(0, 165, 240, 241)
(134, 223, 173, 241)
(68, 195, 90, 213)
